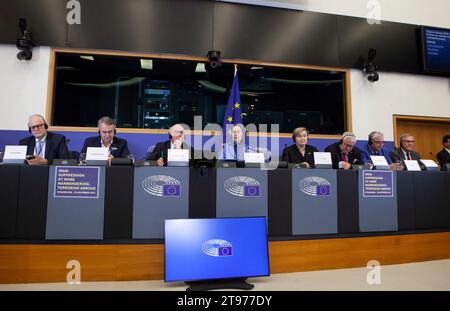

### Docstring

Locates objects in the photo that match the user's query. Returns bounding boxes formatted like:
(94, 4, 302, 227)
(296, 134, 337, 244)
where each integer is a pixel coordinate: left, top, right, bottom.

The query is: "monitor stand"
(185, 278, 254, 291)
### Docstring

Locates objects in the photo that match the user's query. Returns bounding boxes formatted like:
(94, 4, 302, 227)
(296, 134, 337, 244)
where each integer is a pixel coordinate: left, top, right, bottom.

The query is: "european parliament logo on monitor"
(202, 239, 233, 257)
(224, 176, 261, 197)
(299, 176, 331, 196)
(141, 175, 181, 197)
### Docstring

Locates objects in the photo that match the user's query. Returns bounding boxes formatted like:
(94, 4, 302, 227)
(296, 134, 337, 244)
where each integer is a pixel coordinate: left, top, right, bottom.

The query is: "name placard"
(86, 147, 109, 161)
(244, 152, 265, 164)
(314, 152, 332, 168)
(404, 160, 421, 171)
(370, 155, 389, 167)
(3, 145, 27, 160)
(168, 149, 189, 163)
(420, 159, 439, 169)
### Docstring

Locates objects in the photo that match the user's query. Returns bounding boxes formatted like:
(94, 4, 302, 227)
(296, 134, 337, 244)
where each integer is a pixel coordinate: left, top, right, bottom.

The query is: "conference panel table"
(0, 165, 449, 241)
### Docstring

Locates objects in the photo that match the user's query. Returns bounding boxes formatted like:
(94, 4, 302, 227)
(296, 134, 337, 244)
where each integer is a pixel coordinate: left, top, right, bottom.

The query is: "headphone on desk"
(28, 114, 48, 133)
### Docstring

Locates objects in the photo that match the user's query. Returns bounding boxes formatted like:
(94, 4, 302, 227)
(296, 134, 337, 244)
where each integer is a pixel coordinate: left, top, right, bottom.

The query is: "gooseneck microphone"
(284, 143, 291, 163)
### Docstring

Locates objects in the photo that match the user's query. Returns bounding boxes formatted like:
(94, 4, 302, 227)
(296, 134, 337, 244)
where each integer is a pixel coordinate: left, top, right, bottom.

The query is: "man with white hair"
(361, 131, 393, 165)
(324, 132, 362, 169)
(146, 124, 191, 166)
(19, 114, 69, 165)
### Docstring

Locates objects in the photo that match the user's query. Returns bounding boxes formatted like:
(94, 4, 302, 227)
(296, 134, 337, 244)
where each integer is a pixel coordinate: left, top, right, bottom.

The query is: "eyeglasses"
(373, 140, 384, 145)
(30, 123, 45, 130)
(403, 140, 414, 143)
(343, 142, 354, 148)
(100, 130, 114, 135)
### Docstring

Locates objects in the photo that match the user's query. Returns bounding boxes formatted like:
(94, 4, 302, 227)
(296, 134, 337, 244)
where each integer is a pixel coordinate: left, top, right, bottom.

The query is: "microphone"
(284, 143, 290, 163)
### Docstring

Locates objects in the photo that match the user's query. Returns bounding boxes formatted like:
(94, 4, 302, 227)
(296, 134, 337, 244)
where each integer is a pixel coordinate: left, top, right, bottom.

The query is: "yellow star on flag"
(234, 103, 240, 109)
(227, 116, 233, 122)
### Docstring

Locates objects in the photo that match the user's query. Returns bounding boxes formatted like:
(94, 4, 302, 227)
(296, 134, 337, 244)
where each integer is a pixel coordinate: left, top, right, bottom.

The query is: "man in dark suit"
(324, 132, 362, 169)
(146, 124, 191, 166)
(436, 134, 450, 171)
(19, 114, 69, 165)
(80, 116, 130, 158)
(389, 133, 421, 163)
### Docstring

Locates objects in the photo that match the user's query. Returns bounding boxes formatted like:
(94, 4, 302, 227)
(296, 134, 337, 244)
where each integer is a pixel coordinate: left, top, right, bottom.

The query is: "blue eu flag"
(223, 67, 243, 129)
(163, 184, 181, 197)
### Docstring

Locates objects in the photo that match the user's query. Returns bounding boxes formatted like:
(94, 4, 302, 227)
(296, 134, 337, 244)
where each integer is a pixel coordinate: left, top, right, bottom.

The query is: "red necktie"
(407, 152, 412, 160)
(342, 153, 348, 162)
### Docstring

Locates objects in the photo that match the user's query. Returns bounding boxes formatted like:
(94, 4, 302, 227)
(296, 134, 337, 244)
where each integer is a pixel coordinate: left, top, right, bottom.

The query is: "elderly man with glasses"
(146, 123, 192, 167)
(389, 133, 421, 164)
(361, 131, 402, 170)
(324, 132, 363, 170)
(19, 114, 69, 165)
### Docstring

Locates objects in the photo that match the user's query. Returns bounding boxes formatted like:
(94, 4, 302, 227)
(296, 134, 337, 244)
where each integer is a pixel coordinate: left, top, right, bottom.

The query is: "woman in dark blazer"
(281, 127, 318, 168)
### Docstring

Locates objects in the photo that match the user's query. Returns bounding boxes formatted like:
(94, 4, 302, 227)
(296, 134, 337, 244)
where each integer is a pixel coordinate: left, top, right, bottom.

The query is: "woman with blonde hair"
(281, 127, 318, 168)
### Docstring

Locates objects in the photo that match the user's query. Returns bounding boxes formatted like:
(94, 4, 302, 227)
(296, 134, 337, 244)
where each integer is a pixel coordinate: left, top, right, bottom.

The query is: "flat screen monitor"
(164, 217, 269, 283)
(420, 26, 450, 75)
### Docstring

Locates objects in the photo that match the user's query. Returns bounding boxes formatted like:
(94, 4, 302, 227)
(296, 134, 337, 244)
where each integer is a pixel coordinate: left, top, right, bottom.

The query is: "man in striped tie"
(19, 114, 69, 165)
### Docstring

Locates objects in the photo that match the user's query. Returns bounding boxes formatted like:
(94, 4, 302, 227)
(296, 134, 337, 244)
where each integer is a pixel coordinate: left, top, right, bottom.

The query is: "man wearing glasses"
(389, 133, 421, 164)
(146, 123, 191, 167)
(324, 132, 362, 169)
(361, 131, 402, 170)
(19, 114, 69, 165)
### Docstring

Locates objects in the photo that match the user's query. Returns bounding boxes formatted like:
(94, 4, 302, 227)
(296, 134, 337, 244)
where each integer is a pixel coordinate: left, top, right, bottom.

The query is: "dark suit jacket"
(19, 132, 69, 164)
(436, 148, 450, 171)
(324, 142, 363, 169)
(80, 136, 130, 158)
(389, 147, 421, 163)
(281, 144, 319, 168)
(146, 140, 192, 166)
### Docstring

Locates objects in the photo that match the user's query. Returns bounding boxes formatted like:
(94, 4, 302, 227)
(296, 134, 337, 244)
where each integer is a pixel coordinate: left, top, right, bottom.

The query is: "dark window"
(52, 53, 348, 134)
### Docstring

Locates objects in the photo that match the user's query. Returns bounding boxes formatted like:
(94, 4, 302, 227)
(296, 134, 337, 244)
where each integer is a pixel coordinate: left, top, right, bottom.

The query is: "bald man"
(146, 124, 192, 166)
(19, 114, 69, 165)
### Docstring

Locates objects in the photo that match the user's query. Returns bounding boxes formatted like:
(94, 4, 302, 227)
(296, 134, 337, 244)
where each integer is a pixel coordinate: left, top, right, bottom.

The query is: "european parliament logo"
(202, 239, 233, 257)
(224, 176, 261, 197)
(299, 176, 331, 196)
(142, 175, 181, 197)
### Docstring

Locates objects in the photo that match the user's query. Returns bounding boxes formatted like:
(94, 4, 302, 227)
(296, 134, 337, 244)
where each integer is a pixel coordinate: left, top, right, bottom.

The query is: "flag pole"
(234, 64, 238, 76)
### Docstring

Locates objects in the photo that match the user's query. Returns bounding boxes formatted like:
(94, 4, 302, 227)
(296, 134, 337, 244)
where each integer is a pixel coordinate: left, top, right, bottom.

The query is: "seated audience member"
(146, 124, 191, 166)
(436, 134, 450, 171)
(389, 133, 421, 164)
(281, 127, 318, 168)
(324, 132, 362, 170)
(19, 114, 69, 165)
(81, 116, 130, 158)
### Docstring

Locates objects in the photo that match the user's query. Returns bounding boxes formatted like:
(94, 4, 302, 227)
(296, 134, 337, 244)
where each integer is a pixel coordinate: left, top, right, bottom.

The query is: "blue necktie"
(36, 140, 44, 157)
